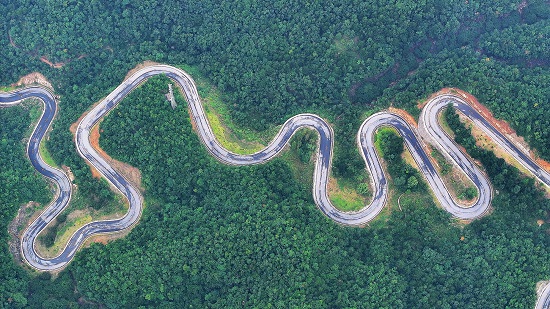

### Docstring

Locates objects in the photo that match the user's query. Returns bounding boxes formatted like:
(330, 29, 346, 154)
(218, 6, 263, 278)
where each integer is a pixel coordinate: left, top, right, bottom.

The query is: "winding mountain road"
(2, 65, 550, 307)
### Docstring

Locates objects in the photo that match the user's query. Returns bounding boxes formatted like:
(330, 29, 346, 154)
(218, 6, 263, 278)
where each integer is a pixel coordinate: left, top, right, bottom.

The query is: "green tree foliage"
(379, 48, 550, 160)
(376, 129, 426, 193)
(71, 76, 406, 307)
(0, 105, 50, 308)
(0, 0, 549, 307)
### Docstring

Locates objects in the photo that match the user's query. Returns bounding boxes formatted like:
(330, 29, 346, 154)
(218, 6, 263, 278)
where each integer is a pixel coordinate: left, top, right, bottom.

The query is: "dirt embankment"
(69, 116, 143, 191)
(388, 106, 418, 128)
(69, 64, 144, 191)
(418, 88, 550, 174)
(11, 72, 54, 90)
(125, 60, 162, 79)
(39, 57, 66, 69)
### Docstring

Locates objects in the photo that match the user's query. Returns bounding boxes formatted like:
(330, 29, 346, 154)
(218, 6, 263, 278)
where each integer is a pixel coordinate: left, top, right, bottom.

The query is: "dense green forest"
(0, 0, 549, 307)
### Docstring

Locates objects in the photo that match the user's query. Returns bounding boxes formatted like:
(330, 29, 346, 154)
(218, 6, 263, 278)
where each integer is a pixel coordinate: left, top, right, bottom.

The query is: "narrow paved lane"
(1, 66, 549, 293)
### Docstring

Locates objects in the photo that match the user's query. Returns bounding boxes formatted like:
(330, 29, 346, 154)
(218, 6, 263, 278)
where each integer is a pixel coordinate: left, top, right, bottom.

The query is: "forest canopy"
(0, 0, 549, 308)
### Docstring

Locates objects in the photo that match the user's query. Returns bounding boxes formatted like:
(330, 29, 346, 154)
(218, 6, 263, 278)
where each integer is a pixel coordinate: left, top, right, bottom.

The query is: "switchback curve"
(1, 65, 549, 275)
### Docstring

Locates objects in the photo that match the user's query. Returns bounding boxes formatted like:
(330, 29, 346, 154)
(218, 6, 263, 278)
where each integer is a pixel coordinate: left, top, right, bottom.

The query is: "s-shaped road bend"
(1, 66, 550, 306)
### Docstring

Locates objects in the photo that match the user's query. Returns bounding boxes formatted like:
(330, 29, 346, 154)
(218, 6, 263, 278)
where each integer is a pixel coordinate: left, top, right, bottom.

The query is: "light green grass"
(174, 66, 378, 213)
(39, 191, 128, 257)
(37, 213, 93, 258)
(39, 142, 58, 168)
(177, 64, 277, 154)
(0, 85, 16, 92)
(329, 181, 366, 212)
(282, 131, 316, 190)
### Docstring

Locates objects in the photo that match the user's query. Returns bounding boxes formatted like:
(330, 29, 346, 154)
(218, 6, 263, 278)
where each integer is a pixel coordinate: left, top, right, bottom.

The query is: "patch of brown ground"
(8, 32, 86, 69)
(83, 226, 133, 247)
(69, 71, 144, 190)
(125, 60, 162, 79)
(66, 209, 88, 222)
(36, 197, 131, 259)
(89, 124, 143, 190)
(418, 88, 550, 175)
(416, 88, 456, 110)
(460, 112, 530, 172)
(326, 175, 337, 192)
(389, 106, 418, 127)
(86, 126, 107, 179)
(536, 159, 550, 172)
(437, 88, 511, 134)
(39, 56, 65, 69)
(8, 33, 18, 48)
(62, 165, 75, 182)
(69, 105, 102, 179)
(11, 72, 53, 90)
(456, 89, 515, 135)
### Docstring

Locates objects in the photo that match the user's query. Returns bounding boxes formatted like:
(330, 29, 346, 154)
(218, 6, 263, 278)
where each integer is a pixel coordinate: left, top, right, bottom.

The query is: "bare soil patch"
(36, 201, 131, 259)
(83, 227, 133, 247)
(8, 33, 18, 48)
(62, 165, 75, 182)
(39, 56, 66, 69)
(69, 106, 103, 179)
(419, 88, 550, 175)
(69, 95, 143, 189)
(8, 32, 86, 69)
(125, 60, 162, 79)
(11, 72, 53, 90)
(459, 112, 531, 175)
(389, 106, 418, 127)
(418, 88, 499, 131)
(90, 125, 143, 190)
(69, 109, 143, 189)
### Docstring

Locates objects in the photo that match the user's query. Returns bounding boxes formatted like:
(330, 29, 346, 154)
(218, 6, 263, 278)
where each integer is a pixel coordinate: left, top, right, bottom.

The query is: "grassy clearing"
(328, 176, 368, 212)
(281, 129, 317, 191)
(0, 85, 16, 92)
(36, 193, 128, 258)
(39, 142, 58, 168)
(177, 64, 276, 154)
(281, 128, 371, 213)
(37, 212, 93, 258)
(176, 65, 379, 212)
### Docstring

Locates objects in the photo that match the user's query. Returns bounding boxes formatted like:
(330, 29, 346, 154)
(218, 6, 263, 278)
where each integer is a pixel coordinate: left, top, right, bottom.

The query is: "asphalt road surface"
(537, 282, 550, 309)
(2, 64, 550, 308)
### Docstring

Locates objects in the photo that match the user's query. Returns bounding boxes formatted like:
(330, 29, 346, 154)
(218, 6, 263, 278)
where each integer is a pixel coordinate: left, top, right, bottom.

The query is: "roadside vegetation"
(178, 65, 270, 154)
(0, 0, 549, 307)
(430, 109, 478, 203)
